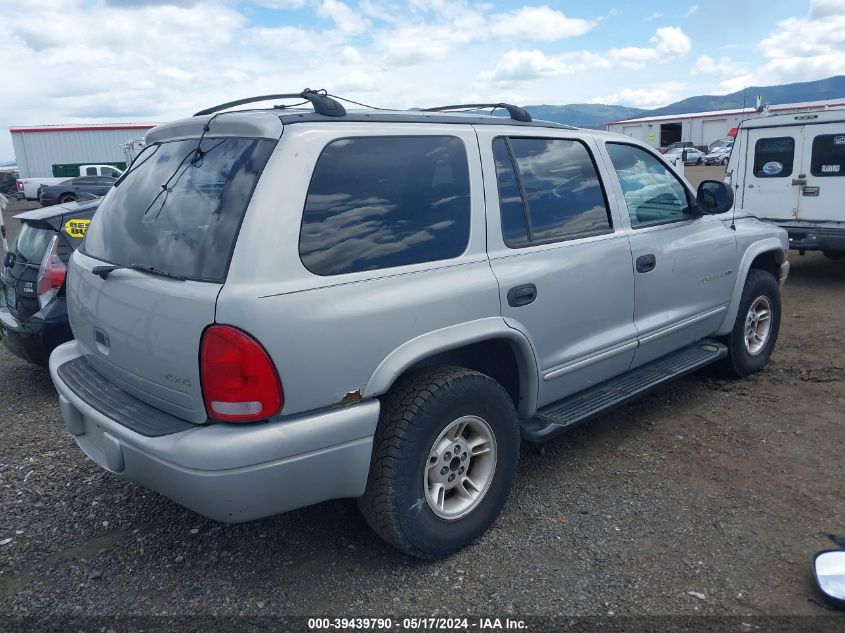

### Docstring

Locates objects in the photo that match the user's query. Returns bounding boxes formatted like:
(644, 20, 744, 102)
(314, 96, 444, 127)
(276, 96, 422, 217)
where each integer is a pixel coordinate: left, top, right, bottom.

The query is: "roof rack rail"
(421, 103, 532, 123)
(194, 89, 346, 118)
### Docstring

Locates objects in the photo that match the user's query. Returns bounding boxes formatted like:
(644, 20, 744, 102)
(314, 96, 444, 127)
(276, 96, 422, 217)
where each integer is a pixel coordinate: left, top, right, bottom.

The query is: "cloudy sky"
(2, 0, 845, 160)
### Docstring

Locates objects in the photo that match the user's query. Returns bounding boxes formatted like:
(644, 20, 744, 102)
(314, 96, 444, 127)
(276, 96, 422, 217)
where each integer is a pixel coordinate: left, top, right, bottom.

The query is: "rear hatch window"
(81, 137, 276, 282)
(1, 222, 60, 320)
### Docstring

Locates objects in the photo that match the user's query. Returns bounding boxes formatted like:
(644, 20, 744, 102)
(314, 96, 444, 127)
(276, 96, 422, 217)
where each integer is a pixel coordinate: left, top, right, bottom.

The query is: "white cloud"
(646, 12, 663, 21)
(317, 0, 368, 34)
(373, 3, 595, 65)
(592, 83, 687, 108)
(685, 4, 699, 18)
(479, 26, 692, 87)
(254, 0, 307, 8)
(692, 55, 745, 76)
(482, 50, 575, 83)
(607, 26, 692, 69)
(721, 0, 845, 88)
(488, 6, 596, 41)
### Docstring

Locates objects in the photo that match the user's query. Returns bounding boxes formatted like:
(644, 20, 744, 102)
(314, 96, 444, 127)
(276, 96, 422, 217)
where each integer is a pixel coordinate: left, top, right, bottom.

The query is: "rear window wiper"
(91, 263, 186, 281)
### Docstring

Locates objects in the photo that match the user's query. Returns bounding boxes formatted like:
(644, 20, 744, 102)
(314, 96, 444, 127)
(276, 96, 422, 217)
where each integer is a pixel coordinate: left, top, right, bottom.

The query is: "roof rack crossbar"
(194, 90, 346, 117)
(421, 103, 532, 123)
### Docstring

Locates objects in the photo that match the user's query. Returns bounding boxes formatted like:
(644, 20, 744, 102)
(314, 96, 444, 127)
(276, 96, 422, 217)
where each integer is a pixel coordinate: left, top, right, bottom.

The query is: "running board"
(521, 340, 727, 443)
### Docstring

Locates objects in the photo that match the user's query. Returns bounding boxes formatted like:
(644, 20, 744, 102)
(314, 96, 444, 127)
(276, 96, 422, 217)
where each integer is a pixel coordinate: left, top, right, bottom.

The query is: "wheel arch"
(715, 239, 786, 336)
(362, 317, 540, 419)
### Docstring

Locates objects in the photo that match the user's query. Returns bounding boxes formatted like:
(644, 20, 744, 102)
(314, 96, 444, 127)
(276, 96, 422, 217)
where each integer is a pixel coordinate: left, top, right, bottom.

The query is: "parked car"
(661, 141, 709, 155)
(16, 164, 123, 201)
(726, 107, 845, 259)
(48, 92, 789, 559)
(1, 170, 19, 196)
(708, 137, 734, 152)
(1, 199, 100, 365)
(665, 146, 704, 165)
(39, 176, 116, 206)
(705, 143, 733, 166)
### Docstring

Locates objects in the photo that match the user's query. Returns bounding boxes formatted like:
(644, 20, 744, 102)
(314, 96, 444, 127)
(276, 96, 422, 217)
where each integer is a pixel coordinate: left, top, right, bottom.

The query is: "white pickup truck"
(16, 164, 124, 200)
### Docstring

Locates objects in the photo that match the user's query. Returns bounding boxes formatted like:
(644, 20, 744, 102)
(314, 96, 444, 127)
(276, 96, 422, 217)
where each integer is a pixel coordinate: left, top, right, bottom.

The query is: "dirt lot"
(1, 172, 844, 623)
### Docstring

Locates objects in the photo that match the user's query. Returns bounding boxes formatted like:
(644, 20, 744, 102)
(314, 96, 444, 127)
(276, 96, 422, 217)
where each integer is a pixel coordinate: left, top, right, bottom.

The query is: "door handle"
(792, 178, 807, 186)
(636, 254, 657, 273)
(507, 283, 537, 307)
(802, 186, 820, 196)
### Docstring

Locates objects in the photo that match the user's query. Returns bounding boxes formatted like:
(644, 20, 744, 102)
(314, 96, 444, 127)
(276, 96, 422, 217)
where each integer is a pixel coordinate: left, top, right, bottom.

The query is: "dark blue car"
(0, 199, 100, 365)
(39, 176, 115, 206)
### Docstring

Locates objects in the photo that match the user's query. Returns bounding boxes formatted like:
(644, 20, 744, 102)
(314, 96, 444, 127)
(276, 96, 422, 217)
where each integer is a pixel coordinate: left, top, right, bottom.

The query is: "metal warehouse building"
(10, 122, 157, 178)
(605, 98, 845, 149)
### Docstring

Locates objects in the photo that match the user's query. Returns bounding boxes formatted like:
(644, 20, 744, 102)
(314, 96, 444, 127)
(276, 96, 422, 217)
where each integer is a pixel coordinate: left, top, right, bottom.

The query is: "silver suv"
(49, 91, 790, 559)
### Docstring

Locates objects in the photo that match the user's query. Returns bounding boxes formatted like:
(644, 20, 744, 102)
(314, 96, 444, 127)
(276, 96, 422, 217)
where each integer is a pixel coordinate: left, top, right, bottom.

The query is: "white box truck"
(727, 108, 845, 259)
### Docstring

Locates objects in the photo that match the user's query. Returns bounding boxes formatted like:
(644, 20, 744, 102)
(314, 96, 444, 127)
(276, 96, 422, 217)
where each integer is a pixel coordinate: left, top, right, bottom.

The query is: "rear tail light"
(16, 180, 23, 192)
(36, 235, 66, 310)
(200, 325, 283, 422)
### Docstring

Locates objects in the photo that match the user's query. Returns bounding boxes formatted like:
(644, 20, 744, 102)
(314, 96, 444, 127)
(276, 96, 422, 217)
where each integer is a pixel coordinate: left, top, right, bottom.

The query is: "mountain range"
(523, 75, 845, 128)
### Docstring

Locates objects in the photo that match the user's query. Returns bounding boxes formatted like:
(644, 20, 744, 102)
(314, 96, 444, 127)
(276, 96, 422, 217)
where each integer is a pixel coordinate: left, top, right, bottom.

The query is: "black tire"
(359, 366, 520, 559)
(59, 194, 76, 204)
(696, 156, 703, 165)
(720, 269, 781, 377)
(722, 156, 729, 166)
(822, 250, 845, 260)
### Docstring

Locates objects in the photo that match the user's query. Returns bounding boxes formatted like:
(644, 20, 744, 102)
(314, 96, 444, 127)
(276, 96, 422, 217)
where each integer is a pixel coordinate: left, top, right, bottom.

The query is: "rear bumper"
(0, 301, 72, 366)
(49, 340, 379, 523)
(780, 223, 845, 253)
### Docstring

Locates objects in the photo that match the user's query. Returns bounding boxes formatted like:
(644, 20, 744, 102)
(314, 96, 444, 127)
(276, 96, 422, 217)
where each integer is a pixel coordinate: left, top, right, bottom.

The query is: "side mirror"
(696, 179, 734, 214)
(814, 550, 845, 609)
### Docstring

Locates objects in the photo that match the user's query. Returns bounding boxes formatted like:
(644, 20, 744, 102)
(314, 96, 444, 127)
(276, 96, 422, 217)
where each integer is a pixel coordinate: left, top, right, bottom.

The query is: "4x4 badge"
(165, 374, 192, 387)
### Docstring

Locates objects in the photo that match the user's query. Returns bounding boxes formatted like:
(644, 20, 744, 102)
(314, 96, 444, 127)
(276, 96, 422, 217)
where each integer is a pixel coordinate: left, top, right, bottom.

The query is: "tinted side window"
(606, 143, 691, 227)
(492, 138, 530, 247)
(85, 167, 97, 176)
(753, 137, 794, 178)
(810, 134, 845, 177)
(496, 138, 611, 245)
(74, 177, 97, 185)
(300, 136, 470, 276)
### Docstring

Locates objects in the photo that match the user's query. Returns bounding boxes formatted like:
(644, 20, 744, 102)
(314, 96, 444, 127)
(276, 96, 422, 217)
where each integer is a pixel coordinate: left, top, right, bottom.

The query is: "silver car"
(705, 144, 734, 166)
(49, 91, 789, 558)
(665, 146, 705, 165)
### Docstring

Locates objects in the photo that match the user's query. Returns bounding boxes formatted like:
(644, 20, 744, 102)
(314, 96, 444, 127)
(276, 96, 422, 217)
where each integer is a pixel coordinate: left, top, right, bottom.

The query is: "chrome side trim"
(638, 306, 727, 345)
(543, 340, 638, 382)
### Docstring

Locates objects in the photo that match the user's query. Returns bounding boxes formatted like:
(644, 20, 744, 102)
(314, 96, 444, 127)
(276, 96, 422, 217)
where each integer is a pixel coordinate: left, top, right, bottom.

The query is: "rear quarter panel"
(216, 122, 504, 416)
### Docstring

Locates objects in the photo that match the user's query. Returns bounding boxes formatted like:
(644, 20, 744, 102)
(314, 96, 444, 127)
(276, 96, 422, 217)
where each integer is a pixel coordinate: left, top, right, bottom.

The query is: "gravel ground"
(1, 173, 844, 622)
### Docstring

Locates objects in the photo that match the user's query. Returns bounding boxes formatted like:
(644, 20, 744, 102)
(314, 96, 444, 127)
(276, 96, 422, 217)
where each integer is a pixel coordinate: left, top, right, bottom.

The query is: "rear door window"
(492, 137, 611, 247)
(299, 136, 470, 276)
(810, 133, 845, 177)
(753, 137, 795, 178)
(81, 137, 276, 282)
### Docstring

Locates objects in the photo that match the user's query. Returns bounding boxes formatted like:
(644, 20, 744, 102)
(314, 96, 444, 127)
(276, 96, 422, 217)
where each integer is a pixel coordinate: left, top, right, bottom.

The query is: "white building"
(10, 122, 157, 178)
(605, 98, 845, 149)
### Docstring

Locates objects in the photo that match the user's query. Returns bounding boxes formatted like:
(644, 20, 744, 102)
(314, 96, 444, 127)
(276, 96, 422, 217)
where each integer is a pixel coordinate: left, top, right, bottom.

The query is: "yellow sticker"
(64, 218, 91, 238)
